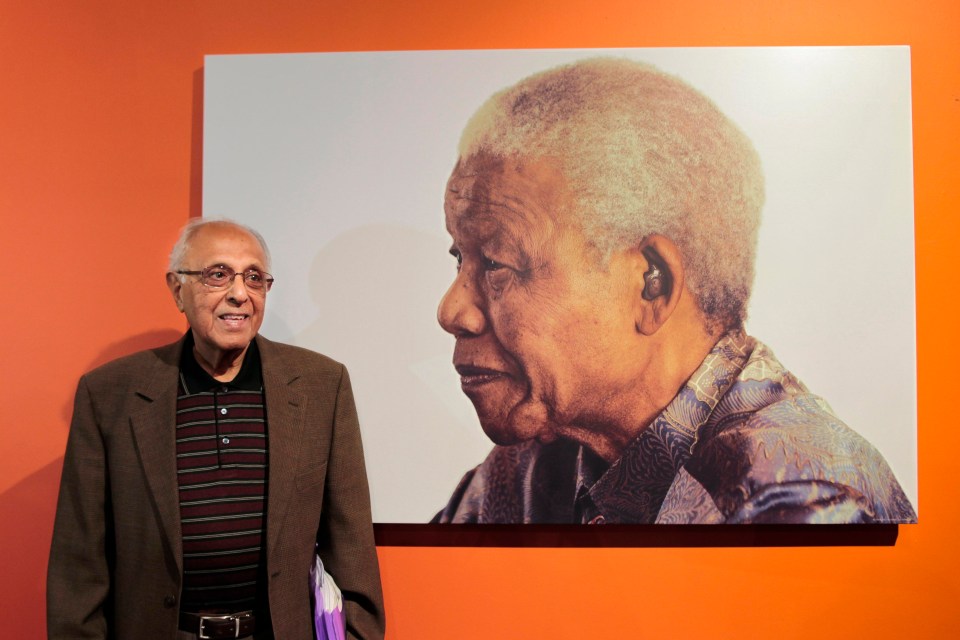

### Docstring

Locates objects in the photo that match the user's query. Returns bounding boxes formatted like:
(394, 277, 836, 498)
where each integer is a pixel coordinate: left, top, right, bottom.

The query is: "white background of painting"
(203, 47, 916, 523)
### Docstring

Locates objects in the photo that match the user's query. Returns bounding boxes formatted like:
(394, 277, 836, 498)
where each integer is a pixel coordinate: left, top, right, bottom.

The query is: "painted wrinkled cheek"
(486, 270, 512, 297)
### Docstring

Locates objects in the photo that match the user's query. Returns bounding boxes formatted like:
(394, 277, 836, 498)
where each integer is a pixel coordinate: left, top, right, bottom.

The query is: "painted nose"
(438, 272, 486, 336)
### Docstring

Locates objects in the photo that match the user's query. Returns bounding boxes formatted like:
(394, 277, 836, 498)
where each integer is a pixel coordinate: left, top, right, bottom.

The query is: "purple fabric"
(310, 552, 346, 640)
(315, 607, 346, 640)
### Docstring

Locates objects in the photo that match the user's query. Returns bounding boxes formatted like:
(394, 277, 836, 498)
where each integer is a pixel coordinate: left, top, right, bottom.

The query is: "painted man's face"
(438, 155, 642, 448)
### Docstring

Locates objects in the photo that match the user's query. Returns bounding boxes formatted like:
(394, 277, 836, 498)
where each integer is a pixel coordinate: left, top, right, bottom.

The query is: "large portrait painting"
(203, 48, 917, 524)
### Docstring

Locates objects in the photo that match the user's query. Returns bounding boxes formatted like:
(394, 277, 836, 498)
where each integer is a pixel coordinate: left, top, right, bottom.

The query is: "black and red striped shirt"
(176, 337, 268, 614)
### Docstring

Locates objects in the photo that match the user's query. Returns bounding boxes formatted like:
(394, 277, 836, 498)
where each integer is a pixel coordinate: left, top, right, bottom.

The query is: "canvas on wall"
(203, 47, 917, 524)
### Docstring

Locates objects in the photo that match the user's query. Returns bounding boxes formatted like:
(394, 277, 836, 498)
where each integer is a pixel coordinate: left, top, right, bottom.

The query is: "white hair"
(458, 57, 765, 331)
(168, 217, 272, 274)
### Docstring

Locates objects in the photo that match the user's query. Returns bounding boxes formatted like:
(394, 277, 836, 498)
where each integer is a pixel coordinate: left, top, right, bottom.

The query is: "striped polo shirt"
(176, 336, 269, 614)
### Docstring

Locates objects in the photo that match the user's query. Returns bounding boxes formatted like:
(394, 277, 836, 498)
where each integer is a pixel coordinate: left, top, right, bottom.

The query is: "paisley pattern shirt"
(433, 332, 917, 524)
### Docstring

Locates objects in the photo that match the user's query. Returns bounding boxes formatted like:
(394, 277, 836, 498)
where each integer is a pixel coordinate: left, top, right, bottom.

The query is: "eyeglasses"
(177, 265, 274, 292)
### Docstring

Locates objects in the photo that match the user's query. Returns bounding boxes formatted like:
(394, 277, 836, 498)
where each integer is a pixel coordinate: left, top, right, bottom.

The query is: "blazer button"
(163, 595, 177, 608)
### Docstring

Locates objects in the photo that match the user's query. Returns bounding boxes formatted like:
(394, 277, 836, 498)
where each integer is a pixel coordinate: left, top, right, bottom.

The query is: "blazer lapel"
(130, 339, 185, 574)
(258, 336, 307, 559)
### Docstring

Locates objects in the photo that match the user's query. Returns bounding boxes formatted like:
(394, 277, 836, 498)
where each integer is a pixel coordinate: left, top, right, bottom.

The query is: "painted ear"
(635, 234, 684, 336)
(165, 272, 185, 313)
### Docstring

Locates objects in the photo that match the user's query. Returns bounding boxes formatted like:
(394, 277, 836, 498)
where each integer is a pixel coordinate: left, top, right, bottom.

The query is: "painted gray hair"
(458, 57, 765, 331)
(168, 217, 272, 274)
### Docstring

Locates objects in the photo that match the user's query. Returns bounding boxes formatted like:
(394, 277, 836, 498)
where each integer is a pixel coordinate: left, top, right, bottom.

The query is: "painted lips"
(454, 364, 508, 387)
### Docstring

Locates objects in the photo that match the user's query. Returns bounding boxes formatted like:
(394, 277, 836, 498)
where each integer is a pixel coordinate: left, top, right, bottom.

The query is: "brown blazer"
(47, 335, 385, 639)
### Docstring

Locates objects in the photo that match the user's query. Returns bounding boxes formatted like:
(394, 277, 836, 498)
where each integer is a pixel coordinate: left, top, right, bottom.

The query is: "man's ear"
(635, 234, 685, 336)
(166, 272, 185, 313)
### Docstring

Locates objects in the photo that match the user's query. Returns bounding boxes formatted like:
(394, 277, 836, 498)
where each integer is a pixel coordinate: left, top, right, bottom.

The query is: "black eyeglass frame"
(176, 265, 275, 292)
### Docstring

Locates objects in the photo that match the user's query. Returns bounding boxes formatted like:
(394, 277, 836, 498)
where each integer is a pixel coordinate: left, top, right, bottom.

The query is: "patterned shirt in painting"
(177, 335, 269, 613)
(434, 332, 917, 524)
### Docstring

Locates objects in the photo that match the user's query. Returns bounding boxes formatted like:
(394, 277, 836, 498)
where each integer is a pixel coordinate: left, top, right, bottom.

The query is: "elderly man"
(434, 58, 916, 525)
(48, 219, 385, 638)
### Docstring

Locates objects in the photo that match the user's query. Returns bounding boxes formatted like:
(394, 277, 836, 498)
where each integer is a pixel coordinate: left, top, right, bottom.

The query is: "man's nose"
(225, 273, 251, 303)
(438, 273, 486, 337)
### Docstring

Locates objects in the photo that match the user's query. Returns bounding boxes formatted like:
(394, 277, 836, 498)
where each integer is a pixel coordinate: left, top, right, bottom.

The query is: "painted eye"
(482, 256, 504, 271)
(482, 256, 511, 294)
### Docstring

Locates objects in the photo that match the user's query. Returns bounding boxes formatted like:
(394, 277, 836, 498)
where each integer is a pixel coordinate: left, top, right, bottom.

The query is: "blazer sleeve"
(316, 365, 386, 640)
(47, 375, 112, 639)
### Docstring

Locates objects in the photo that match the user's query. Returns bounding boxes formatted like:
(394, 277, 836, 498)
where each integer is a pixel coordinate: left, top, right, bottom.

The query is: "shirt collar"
(179, 331, 263, 394)
(578, 331, 754, 523)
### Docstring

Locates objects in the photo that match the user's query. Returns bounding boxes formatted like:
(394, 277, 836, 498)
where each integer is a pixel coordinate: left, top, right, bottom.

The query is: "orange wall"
(2, 1, 957, 637)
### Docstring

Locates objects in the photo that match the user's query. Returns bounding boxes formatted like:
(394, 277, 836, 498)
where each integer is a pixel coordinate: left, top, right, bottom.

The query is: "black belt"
(178, 610, 256, 639)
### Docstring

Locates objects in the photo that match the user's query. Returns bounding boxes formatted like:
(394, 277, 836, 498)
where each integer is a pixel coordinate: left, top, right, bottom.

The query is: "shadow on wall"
(84, 329, 186, 372)
(58, 329, 185, 426)
(298, 224, 480, 522)
(0, 458, 64, 639)
(5, 329, 184, 638)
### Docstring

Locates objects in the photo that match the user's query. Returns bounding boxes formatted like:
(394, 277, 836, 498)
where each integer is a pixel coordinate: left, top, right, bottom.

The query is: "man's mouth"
(218, 314, 249, 326)
(454, 364, 507, 387)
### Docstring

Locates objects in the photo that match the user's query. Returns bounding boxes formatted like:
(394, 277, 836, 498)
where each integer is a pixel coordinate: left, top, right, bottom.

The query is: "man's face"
(438, 155, 642, 447)
(169, 224, 268, 362)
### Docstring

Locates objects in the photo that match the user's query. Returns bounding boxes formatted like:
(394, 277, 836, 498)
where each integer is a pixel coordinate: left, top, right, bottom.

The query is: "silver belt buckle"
(198, 612, 250, 639)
